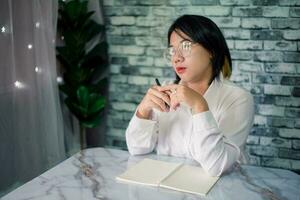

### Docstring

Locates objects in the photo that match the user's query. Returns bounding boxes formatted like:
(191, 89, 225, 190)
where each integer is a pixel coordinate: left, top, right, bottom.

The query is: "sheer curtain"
(0, 0, 65, 195)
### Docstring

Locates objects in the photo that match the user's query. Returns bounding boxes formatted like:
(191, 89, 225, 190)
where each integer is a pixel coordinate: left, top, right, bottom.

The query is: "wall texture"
(102, 0, 300, 171)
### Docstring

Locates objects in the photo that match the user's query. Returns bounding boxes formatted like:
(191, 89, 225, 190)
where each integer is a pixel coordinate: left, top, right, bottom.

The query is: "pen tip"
(155, 78, 160, 86)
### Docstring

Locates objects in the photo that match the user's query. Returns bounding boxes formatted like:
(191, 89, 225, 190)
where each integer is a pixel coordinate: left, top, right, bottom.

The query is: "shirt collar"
(203, 72, 224, 99)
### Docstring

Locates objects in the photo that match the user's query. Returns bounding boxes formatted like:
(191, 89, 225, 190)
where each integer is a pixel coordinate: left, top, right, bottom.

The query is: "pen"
(155, 78, 169, 110)
(155, 78, 161, 86)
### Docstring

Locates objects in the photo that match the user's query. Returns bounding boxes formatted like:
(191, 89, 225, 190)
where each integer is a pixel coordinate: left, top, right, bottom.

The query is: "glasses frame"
(163, 40, 197, 63)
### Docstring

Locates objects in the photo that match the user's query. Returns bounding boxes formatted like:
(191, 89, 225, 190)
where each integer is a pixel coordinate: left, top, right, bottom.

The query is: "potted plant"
(56, 0, 108, 149)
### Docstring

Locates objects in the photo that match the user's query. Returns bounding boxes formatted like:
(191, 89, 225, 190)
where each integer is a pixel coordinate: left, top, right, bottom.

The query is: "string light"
(35, 22, 40, 28)
(1, 26, 6, 33)
(14, 81, 25, 89)
(28, 44, 33, 49)
(56, 76, 63, 84)
(35, 66, 42, 73)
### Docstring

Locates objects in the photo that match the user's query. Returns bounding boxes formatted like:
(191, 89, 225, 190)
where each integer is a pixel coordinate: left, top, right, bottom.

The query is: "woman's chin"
(176, 71, 186, 78)
(177, 74, 190, 82)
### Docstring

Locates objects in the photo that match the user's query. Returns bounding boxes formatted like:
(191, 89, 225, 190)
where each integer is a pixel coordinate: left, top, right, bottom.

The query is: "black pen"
(155, 78, 161, 86)
(155, 78, 169, 110)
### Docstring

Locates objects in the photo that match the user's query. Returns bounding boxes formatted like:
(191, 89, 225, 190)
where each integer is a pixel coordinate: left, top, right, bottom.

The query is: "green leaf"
(77, 11, 95, 27)
(81, 21, 104, 43)
(89, 78, 108, 93)
(63, 67, 94, 85)
(79, 68, 95, 82)
(65, 97, 87, 118)
(65, 0, 88, 21)
(84, 42, 108, 62)
(88, 94, 106, 114)
(81, 115, 101, 128)
(57, 11, 76, 33)
(56, 46, 83, 67)
(63, 30, 86, 53)
(77, 86, 89, 109)
(81, 42, 108, 75)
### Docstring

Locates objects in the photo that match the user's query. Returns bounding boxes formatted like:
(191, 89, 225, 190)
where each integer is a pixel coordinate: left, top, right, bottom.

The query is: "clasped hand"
(136, 84, 209, 119)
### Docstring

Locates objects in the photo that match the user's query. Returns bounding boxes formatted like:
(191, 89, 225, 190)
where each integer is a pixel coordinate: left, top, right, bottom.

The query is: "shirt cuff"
(192, 111, 218, 131)
(130, 112, 157, 130)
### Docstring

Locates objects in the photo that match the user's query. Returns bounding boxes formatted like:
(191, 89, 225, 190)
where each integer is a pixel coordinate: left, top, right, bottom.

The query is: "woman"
(125, 15, 254, 176)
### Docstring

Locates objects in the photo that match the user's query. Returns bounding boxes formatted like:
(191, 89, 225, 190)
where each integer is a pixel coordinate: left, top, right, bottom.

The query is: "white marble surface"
(2, 147, 300, 200)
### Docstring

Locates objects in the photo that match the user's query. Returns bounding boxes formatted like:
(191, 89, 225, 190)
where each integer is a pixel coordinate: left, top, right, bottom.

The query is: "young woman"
(125, 15, 254, 176)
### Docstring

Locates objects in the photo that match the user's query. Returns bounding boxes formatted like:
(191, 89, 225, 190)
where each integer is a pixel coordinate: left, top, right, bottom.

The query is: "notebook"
(116, 158, 220, 196)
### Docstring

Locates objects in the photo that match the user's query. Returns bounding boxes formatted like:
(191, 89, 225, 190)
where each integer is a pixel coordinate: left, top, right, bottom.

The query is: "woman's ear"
(208, 51, 214, 62)
(209, 53, 213, 64)
(209, 51, 214, 59)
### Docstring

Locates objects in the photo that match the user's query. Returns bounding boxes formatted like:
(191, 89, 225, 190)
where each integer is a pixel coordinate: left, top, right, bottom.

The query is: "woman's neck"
(187, 79, 211, 95)
(189, 65, 213, 95)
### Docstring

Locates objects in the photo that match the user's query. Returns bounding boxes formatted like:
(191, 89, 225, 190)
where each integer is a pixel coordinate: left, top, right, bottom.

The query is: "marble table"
(2, 148, 300, 200)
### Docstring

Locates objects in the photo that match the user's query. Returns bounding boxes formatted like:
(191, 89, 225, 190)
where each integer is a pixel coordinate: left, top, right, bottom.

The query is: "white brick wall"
(279, 128, 300, 139)
(110, 16, 135, 25)
(283, 30, 300, 40)
(263, 6, 289, 17)
(103, 0, 300, 172)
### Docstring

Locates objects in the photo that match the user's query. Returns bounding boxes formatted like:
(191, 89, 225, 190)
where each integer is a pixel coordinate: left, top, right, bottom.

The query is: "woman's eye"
(181, 42, 191, 50)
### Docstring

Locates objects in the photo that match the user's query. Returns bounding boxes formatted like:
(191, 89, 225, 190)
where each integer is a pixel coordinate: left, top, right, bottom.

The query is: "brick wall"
(102, 0, 300, 171)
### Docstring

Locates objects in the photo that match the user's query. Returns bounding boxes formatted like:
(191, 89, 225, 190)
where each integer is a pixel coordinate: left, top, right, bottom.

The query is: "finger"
(165, 90, 172, 96)
(169, 93, 180, 110)
(158, 84, 178, 92)
(150, 100, 165, 112)
(149, 94, 168, 112)
(147, 85, 162, 95)
(150, 85, 160, 90)
(149, 87, 171, 106)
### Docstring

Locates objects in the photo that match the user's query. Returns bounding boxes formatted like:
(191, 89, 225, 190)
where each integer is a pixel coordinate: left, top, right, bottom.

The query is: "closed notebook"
(116, 158, 220, 196)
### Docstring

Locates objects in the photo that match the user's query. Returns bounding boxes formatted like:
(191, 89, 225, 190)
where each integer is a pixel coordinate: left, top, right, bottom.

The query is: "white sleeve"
(188, 93, 254, 177)
(125, 111, 158, 155)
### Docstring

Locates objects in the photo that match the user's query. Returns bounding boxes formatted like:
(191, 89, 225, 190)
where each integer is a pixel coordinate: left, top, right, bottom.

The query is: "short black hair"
(167, 15, 232, 83)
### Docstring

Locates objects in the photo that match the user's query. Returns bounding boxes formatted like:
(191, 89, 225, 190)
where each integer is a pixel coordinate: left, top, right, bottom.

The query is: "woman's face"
(169, 30, 213, 84)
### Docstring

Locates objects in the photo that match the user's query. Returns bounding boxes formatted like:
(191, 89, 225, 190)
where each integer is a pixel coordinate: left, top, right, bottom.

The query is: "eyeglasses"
(163, 41, 196, 63)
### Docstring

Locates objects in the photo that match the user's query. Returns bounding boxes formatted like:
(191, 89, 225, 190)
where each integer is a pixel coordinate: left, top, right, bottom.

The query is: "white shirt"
(125, 75, 254, 176)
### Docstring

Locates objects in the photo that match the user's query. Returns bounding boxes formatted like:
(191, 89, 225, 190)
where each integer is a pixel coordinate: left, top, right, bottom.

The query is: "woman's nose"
(173, 50, 184, 64)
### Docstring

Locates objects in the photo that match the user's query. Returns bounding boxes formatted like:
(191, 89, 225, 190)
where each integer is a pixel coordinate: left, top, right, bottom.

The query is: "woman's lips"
(176, 67, 187, 74)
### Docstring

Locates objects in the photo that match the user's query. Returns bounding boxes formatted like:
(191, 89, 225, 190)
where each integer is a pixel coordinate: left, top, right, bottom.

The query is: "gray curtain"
(0, 0, 65, 195)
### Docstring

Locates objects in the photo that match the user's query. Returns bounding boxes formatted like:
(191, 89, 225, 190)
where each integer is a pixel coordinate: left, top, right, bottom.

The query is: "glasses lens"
(180, 41, 192, 57)
(163, 47, 174, 62)
(163, 42, 193, 63)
